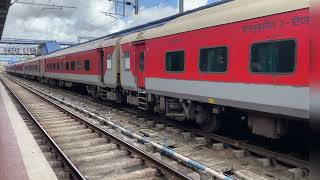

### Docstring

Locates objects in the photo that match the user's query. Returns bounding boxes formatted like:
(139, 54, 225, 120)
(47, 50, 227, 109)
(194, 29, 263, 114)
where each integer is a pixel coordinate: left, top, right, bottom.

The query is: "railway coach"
(23, 56, 44, 79)
(119, 0, 309, 138)
(5, 64, 15, 74)
(5, 0, 310, 139)
(42, 36, 124, 101)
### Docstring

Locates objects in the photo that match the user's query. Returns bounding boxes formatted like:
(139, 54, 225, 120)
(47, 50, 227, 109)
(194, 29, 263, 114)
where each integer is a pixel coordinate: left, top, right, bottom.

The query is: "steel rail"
(6, 75, 233, 180)
(134, 109, 310, 170)
(10, 74, 309, 170)
(2, 76, 193, 180)
(0, 78, 86, 180)
(10, 75, 309, 170)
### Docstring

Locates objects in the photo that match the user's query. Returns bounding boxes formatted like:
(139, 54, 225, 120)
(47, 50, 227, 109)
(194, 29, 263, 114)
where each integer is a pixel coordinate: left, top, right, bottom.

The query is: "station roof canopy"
(0, 0, 10, 39)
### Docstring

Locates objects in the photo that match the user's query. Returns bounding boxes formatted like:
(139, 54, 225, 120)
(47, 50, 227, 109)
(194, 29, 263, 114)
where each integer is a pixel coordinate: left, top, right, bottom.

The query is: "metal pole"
(123, 0, 125, 16)
(179, 0, 183, 13)
(135, 0, 139, 14)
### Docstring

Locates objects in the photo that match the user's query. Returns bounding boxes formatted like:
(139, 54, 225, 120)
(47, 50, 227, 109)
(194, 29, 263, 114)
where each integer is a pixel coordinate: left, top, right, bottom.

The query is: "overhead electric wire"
(10, 0, 171, 43)
(78, 0, 170, 38)
(23, 0, 52, 32)
(14, 1, 76, 9)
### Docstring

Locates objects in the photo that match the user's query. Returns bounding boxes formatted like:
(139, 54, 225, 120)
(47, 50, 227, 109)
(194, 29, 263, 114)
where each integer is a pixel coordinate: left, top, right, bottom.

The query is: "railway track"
(0, 76, 198, 180)
(3, 74, 310, 180)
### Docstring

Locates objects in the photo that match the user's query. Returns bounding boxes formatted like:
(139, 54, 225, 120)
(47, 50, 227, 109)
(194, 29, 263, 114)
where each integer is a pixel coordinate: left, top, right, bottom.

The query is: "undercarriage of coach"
(149, 95, 308, 139)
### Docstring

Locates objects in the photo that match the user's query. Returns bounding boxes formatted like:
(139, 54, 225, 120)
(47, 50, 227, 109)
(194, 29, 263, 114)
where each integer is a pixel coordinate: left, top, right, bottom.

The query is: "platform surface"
(0, 82, 58, 180)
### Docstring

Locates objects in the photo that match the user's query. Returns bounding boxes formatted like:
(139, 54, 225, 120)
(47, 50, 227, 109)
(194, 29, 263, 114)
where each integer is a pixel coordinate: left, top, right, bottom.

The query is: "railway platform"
(0, 82, 57, 180)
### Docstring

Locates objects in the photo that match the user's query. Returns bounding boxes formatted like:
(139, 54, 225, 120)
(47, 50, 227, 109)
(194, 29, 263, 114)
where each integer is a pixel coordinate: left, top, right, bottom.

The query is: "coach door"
(135, 43, 145, 89)
(99, 49, 105, 83)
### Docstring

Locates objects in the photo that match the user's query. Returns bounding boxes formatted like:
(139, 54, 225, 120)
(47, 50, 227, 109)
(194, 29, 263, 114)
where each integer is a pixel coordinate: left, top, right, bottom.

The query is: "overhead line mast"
(179, 0, 183, 13)
(107, 0, 139, 17)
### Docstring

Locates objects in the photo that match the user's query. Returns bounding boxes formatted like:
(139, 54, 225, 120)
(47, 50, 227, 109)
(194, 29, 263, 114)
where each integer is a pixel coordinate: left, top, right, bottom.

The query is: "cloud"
(183, 0, 208, 11)
(3, 0, 177, 42)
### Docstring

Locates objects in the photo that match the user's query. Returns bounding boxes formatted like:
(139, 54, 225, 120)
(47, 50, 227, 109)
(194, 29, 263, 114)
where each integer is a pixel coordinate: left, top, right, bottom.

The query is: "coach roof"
(45, 38, 107, 59)
(121, 0, 309, 44)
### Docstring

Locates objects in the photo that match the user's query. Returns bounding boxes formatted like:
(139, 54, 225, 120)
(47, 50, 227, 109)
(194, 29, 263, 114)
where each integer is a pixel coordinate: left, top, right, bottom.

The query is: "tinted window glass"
(251, 40, 296, 73)
(200, 47, 228, 72)
(84, 60, 90, 71)
(139, 52, 144, 71)
(71, 61, 75, 70)
(53, 63, 56, 70)
(166, 51, 184, 72)
(77, 61, 82, 70)
(66, 62, 69, 70)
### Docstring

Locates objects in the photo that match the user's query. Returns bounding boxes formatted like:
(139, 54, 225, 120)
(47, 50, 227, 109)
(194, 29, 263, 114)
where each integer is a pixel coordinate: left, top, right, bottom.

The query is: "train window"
(166, 51, 185, 72)
(84, 60, 90, 71)
(139, 52, 144, 71)
(77, 61, 82, 70)
(251, 40, 296, 73)
(60, 62, 63, 70)
(71, 61, 75, 70)
(53, 63, 56, 70)
(199, 47, 228, 73)
(124, 51, 130, 70)
(56, 63, 59, 70)
(107, 54, 112, 70)
(47, 64, 49, 70)
(66, 62, 70, 70)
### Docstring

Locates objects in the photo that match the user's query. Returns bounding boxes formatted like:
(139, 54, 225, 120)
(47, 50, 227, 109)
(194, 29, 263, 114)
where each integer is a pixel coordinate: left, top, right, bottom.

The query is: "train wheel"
(196, 105, 221, 132)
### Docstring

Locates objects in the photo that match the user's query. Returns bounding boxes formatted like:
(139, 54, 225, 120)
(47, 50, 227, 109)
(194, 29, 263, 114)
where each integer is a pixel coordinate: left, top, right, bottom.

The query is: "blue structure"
(40, 41, 61, 55)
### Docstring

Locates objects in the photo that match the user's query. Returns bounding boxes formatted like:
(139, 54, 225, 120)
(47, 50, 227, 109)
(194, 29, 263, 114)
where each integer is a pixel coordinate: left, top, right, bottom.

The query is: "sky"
(3, 0, 219, 42)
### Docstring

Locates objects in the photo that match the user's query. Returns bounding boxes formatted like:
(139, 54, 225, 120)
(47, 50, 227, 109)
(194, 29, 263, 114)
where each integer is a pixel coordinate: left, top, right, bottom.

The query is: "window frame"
(249, 39, 297, 75)
(124, 51, 131, 71)
(76, 61, 82, 70)
(139, 51, 145, 71)
(106, 54, 112, 70)
(71, 61, 75, 70)
(65, 62, 69, 70)
(198, 45, 229, 74)
(60, 62, 63, 70)
(165, 50, 185, 73)
(84, 60, 90, 71)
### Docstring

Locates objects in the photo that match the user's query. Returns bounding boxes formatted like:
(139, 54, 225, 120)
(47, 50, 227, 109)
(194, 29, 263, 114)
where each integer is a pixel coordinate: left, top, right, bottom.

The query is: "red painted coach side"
(145, 9, 309, 87)
(45, 49, 101, 76)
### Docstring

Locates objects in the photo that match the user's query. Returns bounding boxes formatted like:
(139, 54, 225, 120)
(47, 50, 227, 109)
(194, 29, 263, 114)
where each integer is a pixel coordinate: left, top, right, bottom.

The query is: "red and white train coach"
(43, 38, 106, 87)
(23, 56, 44, 78)
(120, 0, 309, 138)
(6, 0, 310, 139)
